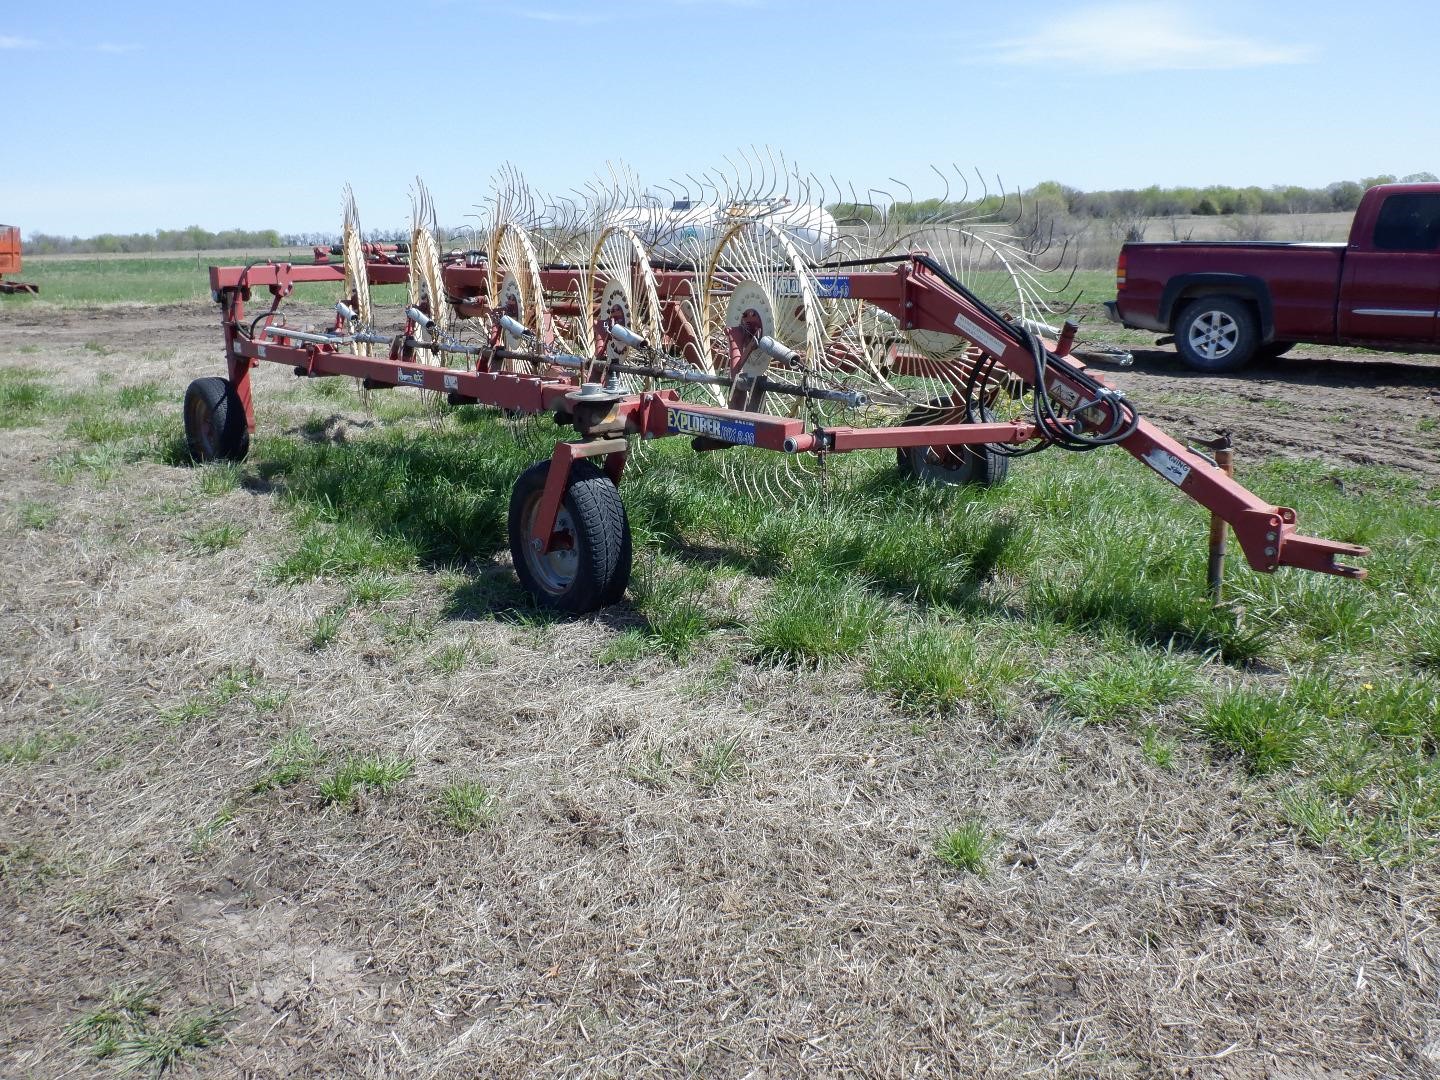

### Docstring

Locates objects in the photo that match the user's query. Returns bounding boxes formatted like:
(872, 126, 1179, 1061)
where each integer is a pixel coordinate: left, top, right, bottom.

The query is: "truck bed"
(1118, 242, 1345, 341)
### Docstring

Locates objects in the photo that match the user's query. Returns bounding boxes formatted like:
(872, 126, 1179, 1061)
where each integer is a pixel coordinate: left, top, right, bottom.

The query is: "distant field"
(2, 253, 406, 307)
(2, 255, 1119, 312)
(26, 247, 317, 264)
(1137, 210, 1352, 244)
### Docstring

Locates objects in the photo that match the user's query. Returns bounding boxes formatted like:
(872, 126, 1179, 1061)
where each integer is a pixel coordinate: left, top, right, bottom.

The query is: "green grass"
(598, 629, 657, 665)
(3, 734, 50, 765)
(308, 608, 348, 650)
(253, 727, 325, 791)
(188, 804, 237, 854)
(373, 610, 438, 646)
(65, 983, 161, 1060)
(694, 736, 745, 788)
(113, 1008, 233, 1075)
(319, 754, 417, 805)
(346, 572, 411, 606)
(748, 576, 891, 666)
(1, 730, 79, 765)
(0, 372, 54, 429)
(934, 821, 999, 876)
(428, 643, 470, 675)
(439, 781, 501, 832)
(1191, 671, 1440, 863)
(624, 558, 739, 659)
(201, 392, 1440, 864)
(197, 462, 242, 496)
(17, 500, 59, 529)
(865, 623, 1026, 715)
(271, 522, 418, 583)
(1, 367, 185, 481)
(1196, 687, 1315, 775)
(186, 523, 246, 553)
(116, 382, 166, 410)
(159, 666, 258, 726)
(627, 746, 676, 789)
(1139, 727, 1179, 770)
(1039, 646, 1199, 725)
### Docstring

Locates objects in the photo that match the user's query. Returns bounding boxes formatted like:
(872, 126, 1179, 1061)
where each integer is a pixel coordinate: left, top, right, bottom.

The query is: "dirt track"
(3, 303, 1440, 1078)
(1100, 344, 1440, 481)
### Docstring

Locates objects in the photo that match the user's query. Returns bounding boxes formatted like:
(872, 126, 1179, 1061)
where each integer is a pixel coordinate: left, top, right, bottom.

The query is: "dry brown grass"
(2, 306, 1439, 1078)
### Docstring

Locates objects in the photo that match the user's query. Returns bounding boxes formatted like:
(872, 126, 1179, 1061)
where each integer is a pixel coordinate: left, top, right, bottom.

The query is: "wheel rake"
(193, 157, 1368, 613)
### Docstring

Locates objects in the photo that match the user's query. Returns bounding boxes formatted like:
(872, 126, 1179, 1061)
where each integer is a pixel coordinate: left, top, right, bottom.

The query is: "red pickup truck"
(1104, 183, 1440, 372)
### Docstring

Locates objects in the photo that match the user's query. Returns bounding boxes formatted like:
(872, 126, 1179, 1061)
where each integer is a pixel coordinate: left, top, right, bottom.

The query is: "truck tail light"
(1116, 251, 1127, 292)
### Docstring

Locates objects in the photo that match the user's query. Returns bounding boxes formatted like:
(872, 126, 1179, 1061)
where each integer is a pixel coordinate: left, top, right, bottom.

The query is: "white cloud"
(992, 2, 1316, 72)
(0, 35, 40, 49)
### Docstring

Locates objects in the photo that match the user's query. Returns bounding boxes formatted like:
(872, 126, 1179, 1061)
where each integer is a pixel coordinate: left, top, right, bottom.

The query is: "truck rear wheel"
(1174, 297, 1258, 374)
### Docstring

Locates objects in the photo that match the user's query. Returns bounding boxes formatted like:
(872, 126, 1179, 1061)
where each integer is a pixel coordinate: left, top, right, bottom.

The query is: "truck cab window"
(1372, 194, 1440, 251)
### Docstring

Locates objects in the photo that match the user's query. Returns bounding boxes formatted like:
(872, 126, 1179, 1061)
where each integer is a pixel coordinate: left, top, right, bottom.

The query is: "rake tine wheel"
(584, 223, 674, 396)
(485, 169, 550, 370)
(677, 161, 850, 501)
(340, 187, 375, 402)
(340, 187, 373, 344)
(408, 177, 452, 355)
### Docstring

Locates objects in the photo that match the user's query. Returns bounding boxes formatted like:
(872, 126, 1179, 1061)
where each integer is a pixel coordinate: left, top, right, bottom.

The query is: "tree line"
(24, 226, 287, 256)
(1022, 173, 1437, 219)
(831, 173, 1436, 224)
(23, 173, 1439, 254)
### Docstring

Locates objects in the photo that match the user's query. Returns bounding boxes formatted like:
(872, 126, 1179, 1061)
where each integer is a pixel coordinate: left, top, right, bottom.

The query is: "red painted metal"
(205, 248, 1370, 583)
(1114, 182, 1440, 354)
(530, 438, 628, 552)
(826, 421, 1039, 452)
(0, 225, 38, 294)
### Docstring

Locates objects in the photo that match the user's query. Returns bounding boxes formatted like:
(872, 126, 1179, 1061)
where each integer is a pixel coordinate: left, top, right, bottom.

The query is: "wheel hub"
(522, 500, 579, 594)
(1190, 311, 1238, 359)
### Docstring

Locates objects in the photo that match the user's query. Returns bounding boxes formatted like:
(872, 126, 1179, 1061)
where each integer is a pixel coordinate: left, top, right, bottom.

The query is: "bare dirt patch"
(1102, 345, 1440, 482)
(2, 303, 1439, 1078)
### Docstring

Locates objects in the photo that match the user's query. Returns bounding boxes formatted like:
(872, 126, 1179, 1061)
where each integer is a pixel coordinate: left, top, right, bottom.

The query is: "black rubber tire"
(1173, 296, 1258, 373)
(896, 401, 1010, 487)
(508, 458, 632, 614)
(1257, 340, 1295, 360)
(183, 377, 250, 462)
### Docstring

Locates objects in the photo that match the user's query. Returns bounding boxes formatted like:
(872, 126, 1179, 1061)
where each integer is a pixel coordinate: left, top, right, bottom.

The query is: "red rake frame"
(206, 253, 1366, 587)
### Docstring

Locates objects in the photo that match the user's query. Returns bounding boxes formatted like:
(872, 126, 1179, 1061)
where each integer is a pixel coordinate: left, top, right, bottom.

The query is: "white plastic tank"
(607, 200, 838, 263)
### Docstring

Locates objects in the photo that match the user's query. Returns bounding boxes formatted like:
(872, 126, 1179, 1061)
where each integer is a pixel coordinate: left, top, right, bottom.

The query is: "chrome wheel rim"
(1189, 310, 1239, 361)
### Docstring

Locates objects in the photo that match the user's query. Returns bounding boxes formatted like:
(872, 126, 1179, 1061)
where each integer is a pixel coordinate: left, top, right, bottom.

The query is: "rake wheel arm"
(884, 257, 1369, 581)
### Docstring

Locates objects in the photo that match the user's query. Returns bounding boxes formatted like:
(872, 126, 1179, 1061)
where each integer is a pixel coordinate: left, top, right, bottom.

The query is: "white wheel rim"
(522, 499, 579, 594)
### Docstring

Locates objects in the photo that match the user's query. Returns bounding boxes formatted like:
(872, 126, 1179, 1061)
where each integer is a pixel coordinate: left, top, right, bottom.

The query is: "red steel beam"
(209, 253, 1368, 580)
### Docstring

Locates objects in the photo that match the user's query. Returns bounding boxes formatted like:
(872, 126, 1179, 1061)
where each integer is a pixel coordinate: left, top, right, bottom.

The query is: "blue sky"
(3, 0, 1436, 236)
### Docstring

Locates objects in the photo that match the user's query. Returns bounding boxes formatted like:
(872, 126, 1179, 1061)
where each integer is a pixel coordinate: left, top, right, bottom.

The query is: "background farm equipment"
(0, 226, 39, 294)
(192, 163, 1368, 612)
